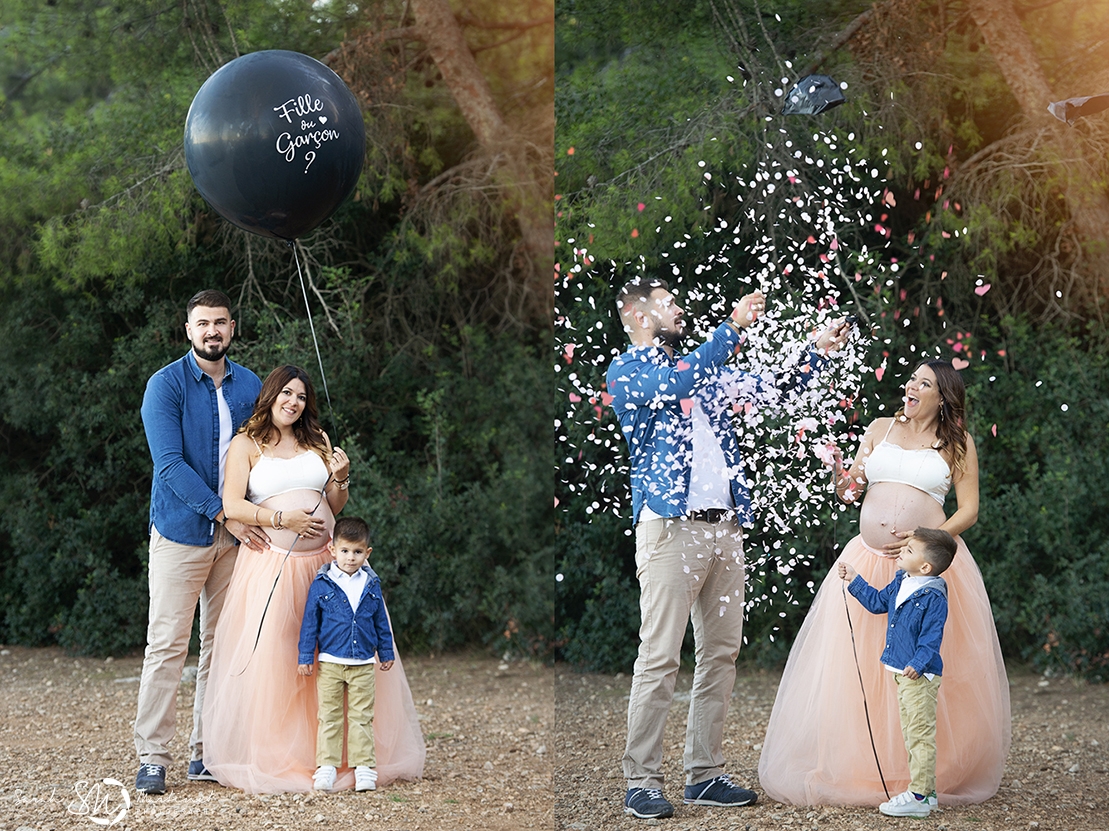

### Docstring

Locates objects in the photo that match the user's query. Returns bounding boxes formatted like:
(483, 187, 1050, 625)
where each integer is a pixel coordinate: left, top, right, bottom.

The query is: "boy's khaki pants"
(316, 661, 377, 767)
(895, 673, 943, 795)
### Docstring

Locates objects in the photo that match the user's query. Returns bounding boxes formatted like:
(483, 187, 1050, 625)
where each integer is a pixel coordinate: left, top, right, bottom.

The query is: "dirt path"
(555, 663, 1108, 831)
(0, 646, 552, 830)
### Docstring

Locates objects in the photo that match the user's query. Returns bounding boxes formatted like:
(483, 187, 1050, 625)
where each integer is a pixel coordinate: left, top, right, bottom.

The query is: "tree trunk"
(968, 0, 1109, 296)
(410, 0, 552, 318)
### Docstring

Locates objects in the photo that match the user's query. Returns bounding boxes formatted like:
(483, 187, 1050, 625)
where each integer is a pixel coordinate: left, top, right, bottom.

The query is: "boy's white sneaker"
(879, 790, 931, 817)
(313, 765, 337, 792)
(355, 766, 378, 792)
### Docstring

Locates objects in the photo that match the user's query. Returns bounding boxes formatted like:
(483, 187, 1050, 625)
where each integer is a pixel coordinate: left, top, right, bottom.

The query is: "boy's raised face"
(330, 536, 371, 575)
(896, 537, 933, 578)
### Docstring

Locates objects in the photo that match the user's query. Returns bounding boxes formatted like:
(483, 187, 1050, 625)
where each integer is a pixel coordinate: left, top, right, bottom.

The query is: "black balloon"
(184, 50, 365, 240)
(1048, 93, 1109, 124)
(781, 74, 846, 116)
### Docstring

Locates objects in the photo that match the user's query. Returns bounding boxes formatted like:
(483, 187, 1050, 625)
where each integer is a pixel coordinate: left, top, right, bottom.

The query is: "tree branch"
(457, 13, 551, 32)
(797, 8, 874, 79)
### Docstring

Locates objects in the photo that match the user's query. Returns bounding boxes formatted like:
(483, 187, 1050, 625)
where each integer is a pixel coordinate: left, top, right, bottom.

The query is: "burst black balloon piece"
(184, 50, 366, 241)
(781, 74, 846, 116)
(1047, 93, 1109, 124)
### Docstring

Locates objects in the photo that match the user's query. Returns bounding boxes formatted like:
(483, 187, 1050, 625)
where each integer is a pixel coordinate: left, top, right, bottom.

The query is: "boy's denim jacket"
(298, 564, 395, 665)
(849, 570, 948, 677)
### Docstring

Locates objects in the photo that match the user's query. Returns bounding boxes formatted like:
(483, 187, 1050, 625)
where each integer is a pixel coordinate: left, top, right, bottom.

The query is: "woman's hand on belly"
(880, 530, 911, 557)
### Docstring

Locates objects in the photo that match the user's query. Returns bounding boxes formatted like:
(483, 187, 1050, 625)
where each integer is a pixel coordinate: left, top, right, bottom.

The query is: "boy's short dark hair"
(913, 527, 957, 575)
(616, 277, 670, 318)
(187, 289, 233, 316)
(333, 516, 372, 548)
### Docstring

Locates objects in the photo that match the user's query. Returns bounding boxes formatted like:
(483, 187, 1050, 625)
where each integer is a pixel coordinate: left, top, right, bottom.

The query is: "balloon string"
(289, 241, 337, 435)
(834, 497, 891, 801)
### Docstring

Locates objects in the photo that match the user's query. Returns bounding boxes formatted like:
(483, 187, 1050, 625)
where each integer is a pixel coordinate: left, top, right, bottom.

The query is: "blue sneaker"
(135, 763, 166, 795)
(187, 760, 217, 782)
(624, 787, 675, 819)
(683, 773, 757, 806)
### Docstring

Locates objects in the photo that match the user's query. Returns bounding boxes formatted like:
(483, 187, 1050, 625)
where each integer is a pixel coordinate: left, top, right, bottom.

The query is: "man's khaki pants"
(133, 524, 238, 767)
(623, 515, 745, 790)
(316, 661, 377, 767)
(896, 672, 942, 796)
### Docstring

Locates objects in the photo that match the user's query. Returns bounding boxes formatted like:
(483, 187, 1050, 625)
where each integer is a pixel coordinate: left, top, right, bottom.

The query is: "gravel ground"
(0, 646, 552, 831)
(555, 663, 1107, 831)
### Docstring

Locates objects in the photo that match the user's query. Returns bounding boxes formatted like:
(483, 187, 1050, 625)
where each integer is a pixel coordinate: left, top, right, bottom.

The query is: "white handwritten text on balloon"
(276, 129, 341, 163)
(273, 95, 324, 123)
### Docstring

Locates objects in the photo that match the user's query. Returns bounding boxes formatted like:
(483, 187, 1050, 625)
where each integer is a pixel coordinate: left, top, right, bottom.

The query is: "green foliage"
(964, 319, 1109, 681)
(0, 0, 552, 659)
(554, 0, 1109, 681)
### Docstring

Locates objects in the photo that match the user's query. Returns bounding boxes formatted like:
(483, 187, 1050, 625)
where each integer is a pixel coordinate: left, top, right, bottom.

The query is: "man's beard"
(192, 339, 230, 362)
(654, 326, 684, 350)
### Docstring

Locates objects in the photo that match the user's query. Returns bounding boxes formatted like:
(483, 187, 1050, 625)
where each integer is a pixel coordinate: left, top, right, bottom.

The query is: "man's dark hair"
(333, 516, 372, 548)
(913, 526, 957, 575)
(616, 277, 670, 317)
(187, 289, 233, 317)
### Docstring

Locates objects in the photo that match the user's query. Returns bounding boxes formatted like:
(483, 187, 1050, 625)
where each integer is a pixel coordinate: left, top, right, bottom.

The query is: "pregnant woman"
(758, 360, 1010, 807)
(203, 365, 425, 793)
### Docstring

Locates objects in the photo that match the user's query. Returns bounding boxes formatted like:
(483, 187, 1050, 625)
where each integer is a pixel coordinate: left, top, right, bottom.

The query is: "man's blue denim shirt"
(141, 351, 262, 546)
(606, 321, 827, 526)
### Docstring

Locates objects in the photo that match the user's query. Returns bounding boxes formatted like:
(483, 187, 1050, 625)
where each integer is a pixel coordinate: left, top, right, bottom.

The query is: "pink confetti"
(637, 202, 645, 212)
(875, 366, 885, 382)
(975, 284, 991, 296)
(563, 343, 576, 363)
(952, 342, 963, 353)
(991, 424, 998, 437)
(568, 392, 582, 403)
(952, 358, 970, 370)
(600, 392, 614, 407)
(676, 360, 691, 371)
(680, 398, 694, 416)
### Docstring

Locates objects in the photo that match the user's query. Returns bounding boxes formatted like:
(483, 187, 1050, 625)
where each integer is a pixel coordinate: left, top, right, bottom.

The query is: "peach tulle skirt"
(202, 542, 426, 793)
(758, 535, 1010, 806)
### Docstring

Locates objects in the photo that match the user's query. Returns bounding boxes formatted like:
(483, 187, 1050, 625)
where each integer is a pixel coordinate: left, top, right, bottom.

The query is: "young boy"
(838, 526, 957, 818)
(298, 517, 394, 793)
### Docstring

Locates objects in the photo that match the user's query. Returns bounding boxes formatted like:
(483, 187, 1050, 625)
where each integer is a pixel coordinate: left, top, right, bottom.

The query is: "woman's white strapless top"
(865, 441, 951, 504)
(247, 451, 329, 503)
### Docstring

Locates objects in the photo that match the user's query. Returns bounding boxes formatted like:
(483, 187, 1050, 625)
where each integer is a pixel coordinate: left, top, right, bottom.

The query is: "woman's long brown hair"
(240, 365, 329, 460)
(894, 359, 969, 473)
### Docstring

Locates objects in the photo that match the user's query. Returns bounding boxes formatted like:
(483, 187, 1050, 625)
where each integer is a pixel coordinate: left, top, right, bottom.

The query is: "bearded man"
(607, 277, 850, 819)
(132, 289, 265, 794)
